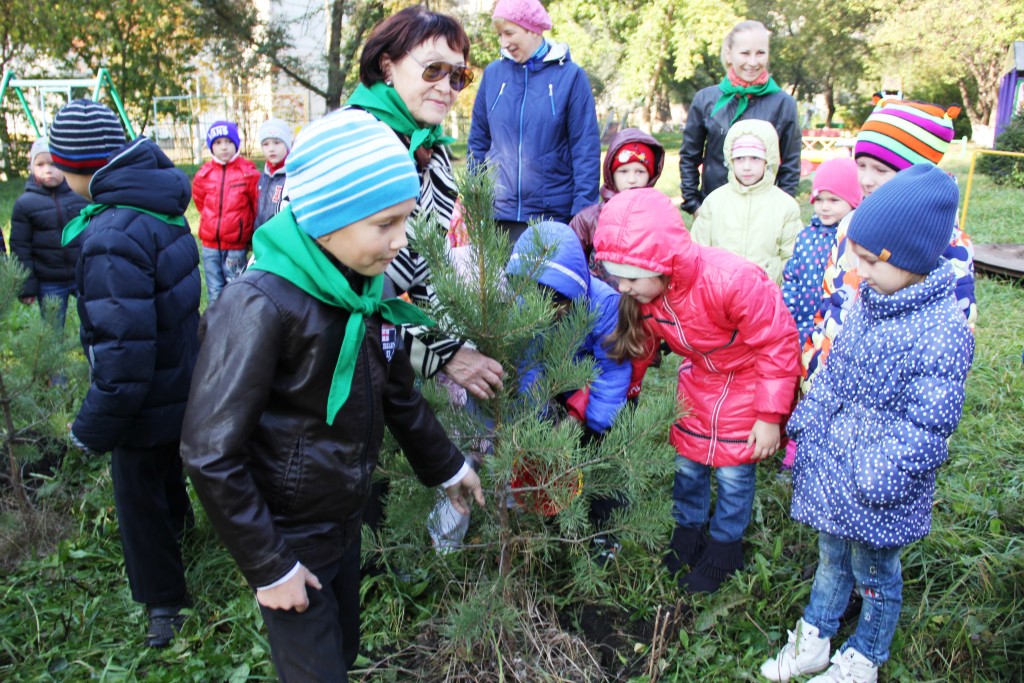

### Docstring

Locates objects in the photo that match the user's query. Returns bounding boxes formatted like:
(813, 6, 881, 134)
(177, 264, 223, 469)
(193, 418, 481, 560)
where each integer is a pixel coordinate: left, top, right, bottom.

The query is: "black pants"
(110, 441, 192, 607)
(496, 220, 530, 245)
(260, 538, 362, 682)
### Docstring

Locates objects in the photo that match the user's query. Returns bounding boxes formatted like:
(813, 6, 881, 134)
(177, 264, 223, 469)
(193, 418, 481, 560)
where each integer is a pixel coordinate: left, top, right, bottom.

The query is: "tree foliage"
(871, 0, 1024, 129)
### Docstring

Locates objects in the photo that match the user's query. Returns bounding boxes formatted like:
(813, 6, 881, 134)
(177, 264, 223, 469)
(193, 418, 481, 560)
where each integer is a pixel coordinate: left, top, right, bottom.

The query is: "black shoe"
(679, 538, 744, 594)
(146, 606, 187, 648)
(662, 525, 706, 575)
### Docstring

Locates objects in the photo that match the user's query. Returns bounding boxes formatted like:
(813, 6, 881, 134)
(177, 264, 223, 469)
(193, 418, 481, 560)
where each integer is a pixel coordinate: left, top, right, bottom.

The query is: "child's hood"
(507, 221, 590, 300)
(600, 128, 665, 200)
(593, 187, 698, 292)
(90, 137, 192, 216)
(723, 119, 780, 192)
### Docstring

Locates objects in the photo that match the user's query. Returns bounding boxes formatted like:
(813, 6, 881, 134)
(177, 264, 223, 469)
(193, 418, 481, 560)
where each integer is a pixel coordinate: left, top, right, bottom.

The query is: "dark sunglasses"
(406, 53, 474, 91)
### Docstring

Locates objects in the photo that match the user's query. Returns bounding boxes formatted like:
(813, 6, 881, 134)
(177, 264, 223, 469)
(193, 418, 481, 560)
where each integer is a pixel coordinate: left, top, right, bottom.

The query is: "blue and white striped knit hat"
(48, 99, 127, 173)
(284, 109, 419, 238)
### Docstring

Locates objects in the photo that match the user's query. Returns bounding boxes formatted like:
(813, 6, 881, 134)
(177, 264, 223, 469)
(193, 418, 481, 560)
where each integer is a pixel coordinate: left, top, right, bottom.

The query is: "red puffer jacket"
(594, 188, 801, 467)
(192, 155, 259, 250)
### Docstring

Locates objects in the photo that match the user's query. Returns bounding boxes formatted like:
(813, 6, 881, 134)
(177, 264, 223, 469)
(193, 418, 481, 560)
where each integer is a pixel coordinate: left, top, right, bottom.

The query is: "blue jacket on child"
(71, 137, 201, 453)
(507, 221, 630, 434)
(789, 259, 974, 548)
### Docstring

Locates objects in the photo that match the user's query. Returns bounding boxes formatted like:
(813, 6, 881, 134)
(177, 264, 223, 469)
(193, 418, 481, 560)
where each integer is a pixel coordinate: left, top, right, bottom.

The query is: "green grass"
(1, 143, 1023, 681)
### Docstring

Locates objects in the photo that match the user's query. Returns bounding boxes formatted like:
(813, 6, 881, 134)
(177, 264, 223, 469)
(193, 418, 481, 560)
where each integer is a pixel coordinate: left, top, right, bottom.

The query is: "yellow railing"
(960, 149, 1024, 230)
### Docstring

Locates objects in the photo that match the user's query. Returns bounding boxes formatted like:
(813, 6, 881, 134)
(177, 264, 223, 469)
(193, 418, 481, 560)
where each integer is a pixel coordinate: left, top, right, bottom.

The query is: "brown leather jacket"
(181, 268, 465, 587)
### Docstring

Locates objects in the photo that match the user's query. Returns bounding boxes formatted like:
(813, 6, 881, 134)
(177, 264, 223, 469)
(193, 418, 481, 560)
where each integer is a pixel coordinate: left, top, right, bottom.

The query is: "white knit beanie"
(258, 118, 294, 150)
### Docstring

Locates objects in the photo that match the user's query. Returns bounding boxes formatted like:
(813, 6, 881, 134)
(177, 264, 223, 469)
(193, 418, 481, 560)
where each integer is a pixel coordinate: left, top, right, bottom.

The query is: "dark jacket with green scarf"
(180, 259, 466, 588)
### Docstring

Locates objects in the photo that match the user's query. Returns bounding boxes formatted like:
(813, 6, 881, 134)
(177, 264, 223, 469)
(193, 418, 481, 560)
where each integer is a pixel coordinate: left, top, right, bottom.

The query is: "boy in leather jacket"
(181, 109, 484, 682)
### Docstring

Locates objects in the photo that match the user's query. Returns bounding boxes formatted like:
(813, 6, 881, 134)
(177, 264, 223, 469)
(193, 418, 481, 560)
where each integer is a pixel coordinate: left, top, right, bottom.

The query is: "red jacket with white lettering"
(593, 188, 801, 467)
(192, 155, 259, 250)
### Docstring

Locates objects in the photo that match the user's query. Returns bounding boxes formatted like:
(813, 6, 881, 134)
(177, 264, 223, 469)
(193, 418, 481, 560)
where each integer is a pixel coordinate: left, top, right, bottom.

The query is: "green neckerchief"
(62, 203, 185, 246)
(345, 82, 455, 159)
(709, 76, 782, 124)
(249, 208, 436, 425)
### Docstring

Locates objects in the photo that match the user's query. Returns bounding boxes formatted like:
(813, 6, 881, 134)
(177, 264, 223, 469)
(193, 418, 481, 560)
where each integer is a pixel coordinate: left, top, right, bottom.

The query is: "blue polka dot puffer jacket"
(788, 259, 974, 549)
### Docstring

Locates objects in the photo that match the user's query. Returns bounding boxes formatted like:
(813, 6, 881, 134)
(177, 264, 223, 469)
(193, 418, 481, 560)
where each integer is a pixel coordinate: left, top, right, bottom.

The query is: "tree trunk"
(325, 0, 346, 111)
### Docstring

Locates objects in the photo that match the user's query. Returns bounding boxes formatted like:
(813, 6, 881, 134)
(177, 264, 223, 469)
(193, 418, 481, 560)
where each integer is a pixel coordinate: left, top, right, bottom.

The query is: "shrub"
(977, 114, 1024, 188)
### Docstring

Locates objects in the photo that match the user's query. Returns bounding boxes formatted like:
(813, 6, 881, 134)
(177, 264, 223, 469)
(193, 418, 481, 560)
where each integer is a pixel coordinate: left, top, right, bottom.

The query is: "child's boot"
(806, 648, 878, 683)
(679, 537, 743, 593)
(662, 524, 705, 574)
(759, 618, 831, 681)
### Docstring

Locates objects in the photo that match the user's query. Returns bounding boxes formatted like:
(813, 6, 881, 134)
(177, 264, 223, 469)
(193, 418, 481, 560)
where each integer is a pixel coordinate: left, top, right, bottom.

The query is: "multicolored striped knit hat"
(48, 99, 127, 173)
(854, 99, 961, 171)
(284, 108, 419, 238)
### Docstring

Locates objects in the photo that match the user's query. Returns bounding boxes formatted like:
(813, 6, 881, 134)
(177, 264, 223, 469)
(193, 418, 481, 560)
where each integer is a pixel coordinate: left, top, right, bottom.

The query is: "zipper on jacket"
(548, 83, 555, 115)
(358, 339, 375, 485)
(490, 82, 507, 112)
(516, 67, 528, 222)
(216, 164, 226, 250)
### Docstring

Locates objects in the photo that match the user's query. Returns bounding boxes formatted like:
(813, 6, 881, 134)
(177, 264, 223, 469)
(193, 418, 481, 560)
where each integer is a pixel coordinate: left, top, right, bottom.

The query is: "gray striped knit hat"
(48, 99, 127, 173)
(284, 108, 419, 237)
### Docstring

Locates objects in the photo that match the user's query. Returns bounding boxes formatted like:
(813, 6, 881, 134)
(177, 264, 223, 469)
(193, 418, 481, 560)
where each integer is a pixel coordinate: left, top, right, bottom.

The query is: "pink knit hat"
(493, 0, 553, 34)
(731, 134, 767, 160)
(810, 157, 863, 209)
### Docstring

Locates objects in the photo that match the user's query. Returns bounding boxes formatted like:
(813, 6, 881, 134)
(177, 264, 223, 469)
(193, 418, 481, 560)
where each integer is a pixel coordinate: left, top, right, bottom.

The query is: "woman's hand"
(747, 419, 781, 461)
(444, 347, 504, 400)
(256, 565, 322, 612)
(445, 468, 486, 516)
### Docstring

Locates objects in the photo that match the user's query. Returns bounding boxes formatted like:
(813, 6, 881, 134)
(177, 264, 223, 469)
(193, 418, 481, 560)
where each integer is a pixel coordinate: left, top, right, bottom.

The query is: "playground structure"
(0, 68, 135, 139)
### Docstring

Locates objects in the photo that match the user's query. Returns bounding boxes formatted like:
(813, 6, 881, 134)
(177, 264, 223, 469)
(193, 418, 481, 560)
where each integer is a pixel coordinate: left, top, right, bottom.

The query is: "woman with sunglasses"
(345, 6, 505, 546)
(346, 5, 505, 400)
(468, 0, 601, 244)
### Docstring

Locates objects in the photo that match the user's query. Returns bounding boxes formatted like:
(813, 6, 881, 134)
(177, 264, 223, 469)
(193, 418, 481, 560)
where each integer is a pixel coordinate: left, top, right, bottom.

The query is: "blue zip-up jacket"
(71, 137, 201, 453)
(506, 221, 630, 433)
(469, 41, 601, 224)
(788, 260, 974, 549)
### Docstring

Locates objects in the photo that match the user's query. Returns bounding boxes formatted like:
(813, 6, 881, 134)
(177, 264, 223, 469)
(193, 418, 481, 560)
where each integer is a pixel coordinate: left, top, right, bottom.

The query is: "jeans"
(802, 531, 903, 666)
(202, 247, 248, 304)
(672, 455, 756, 543)
(37, 280, 75, 329)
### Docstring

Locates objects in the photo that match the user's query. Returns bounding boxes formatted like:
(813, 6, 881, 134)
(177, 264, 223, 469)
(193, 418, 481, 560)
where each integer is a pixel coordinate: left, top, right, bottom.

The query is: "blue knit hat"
(284, 109, 419, 238)
(847, 164, 958, 275)
(49, 99, 127, 173)
(206, 120, 240, 151)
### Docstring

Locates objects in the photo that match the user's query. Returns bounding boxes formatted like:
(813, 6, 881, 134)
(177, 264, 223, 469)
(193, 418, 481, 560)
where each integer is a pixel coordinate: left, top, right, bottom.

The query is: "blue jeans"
(37, 280, 75, 329)
(672, 455, 756, 543)
(802, 531, 903, 666)
(202, 247, 248, 304)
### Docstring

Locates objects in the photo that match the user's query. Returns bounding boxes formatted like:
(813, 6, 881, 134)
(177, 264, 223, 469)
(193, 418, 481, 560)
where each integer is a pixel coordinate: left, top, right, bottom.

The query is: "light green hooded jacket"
(690, 118, 802, 285)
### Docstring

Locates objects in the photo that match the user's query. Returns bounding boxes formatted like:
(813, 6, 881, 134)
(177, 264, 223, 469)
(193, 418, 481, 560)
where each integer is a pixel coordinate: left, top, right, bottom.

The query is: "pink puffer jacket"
(593, 188, 801, 467)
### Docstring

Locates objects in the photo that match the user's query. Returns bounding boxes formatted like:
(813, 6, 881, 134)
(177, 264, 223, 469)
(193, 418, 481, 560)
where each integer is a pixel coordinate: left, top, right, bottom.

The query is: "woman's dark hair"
(359, 5, 471, 87)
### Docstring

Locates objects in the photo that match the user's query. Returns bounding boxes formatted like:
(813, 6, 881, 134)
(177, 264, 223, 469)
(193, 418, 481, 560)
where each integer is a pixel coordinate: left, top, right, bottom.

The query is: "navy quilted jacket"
(71, 137, 201, 452)
(9, 177, 88, 296)
(788, 260, 974, 548)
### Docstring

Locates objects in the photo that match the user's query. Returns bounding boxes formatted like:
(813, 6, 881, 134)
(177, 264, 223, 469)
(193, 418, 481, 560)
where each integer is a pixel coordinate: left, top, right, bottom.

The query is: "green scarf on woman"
(709, 73, 782, 124)
(346, 82, 455, 159)
(249, 208, 436, 425)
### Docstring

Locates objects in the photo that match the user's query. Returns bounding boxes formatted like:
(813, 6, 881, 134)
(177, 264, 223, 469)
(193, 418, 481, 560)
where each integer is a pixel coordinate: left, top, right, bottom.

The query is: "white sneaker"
(806, 648, 878, 683)
(760, 619, 831, 681)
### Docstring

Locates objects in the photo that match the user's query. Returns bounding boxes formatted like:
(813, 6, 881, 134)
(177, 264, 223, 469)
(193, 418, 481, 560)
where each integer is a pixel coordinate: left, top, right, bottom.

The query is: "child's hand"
(746, 420, 781, 461)
(445, 468, 486, 516)
(19, 296, 35, 305)
(255, 564, 322, 612)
